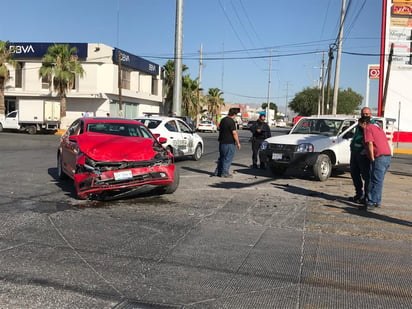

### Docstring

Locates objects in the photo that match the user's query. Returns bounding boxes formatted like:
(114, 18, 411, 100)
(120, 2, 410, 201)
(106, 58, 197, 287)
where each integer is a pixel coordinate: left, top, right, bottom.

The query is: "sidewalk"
(393, 142, 412, 155)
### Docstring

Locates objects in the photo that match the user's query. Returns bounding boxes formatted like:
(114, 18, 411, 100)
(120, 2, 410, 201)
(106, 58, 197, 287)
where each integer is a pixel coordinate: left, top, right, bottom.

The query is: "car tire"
(270, 164, 287, 176)
(192, 143, 202, 161)
(27, 125, 37, 135)
(57, 153, 69, 180)
(163, 167, 180, 194)
(313, 154, 332, 181)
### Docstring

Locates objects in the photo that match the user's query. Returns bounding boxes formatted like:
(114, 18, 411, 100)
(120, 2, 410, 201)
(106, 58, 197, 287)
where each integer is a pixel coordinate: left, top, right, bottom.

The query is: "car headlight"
(260, 141, 269, 150)
(296, 143, 314, 152)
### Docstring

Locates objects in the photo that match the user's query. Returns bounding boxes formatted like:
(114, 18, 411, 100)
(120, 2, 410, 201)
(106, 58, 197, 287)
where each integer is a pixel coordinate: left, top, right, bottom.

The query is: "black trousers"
(252, 138, 265, 166)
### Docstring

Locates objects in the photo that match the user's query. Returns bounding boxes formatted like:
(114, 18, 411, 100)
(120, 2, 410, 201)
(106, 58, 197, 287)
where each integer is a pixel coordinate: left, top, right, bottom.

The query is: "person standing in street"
(357, 116, 391, 210)
(213, 108, 241, 178)
(250, 114, 271, 169)
(349, 107, 373, 204)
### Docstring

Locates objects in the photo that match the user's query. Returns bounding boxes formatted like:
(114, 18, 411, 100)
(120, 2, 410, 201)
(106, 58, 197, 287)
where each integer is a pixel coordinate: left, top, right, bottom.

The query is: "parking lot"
(0, 131, 411, 308)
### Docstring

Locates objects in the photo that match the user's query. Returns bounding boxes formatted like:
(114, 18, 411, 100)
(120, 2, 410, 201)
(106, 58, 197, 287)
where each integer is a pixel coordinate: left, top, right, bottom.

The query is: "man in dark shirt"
(250, 114, 271, 169)
(213, 108, 241, 178)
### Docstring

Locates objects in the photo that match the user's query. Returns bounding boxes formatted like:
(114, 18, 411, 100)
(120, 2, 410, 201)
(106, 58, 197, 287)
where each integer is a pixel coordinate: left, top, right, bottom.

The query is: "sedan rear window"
(135, 119, 161, 129)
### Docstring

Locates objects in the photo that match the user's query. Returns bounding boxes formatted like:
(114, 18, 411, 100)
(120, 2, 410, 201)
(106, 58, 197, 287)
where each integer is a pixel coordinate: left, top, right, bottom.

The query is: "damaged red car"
(57, 117, 179, 199)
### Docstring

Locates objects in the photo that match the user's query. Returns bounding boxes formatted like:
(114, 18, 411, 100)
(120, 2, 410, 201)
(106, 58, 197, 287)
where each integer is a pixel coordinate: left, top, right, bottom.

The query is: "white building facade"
(5, 42, 164, 129)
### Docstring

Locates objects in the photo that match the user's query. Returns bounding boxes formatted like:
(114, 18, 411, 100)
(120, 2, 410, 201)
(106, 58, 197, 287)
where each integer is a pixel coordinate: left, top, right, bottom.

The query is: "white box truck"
(0, 100, 61, 134)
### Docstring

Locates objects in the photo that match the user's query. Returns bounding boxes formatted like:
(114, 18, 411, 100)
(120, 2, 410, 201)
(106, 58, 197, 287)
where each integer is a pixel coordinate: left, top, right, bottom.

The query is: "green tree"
(261, 102, 278, 114)
(206, 88, 224, 123)
(182, 75, 201, 120)
(289, 86, 362, 116)
(39, 44, 84, 118)
(0, 40, 17, 116)
(163, 59, 189, 115)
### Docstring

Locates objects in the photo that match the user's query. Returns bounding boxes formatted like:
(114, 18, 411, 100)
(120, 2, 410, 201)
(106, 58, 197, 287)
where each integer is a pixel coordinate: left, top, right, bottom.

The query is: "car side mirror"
(158, 137, 167, 144)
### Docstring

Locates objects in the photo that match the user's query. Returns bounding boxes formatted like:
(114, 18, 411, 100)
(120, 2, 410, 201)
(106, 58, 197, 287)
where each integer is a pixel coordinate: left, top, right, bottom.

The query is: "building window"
(121, 70, 130, 90)
(42, 75, 51, 89)
(15, 62, 24, 88)
(152, 76, 158, 95)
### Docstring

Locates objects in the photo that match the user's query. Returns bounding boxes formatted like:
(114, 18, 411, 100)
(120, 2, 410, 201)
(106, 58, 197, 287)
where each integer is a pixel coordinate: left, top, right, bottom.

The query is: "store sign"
(113, 48, 159, 76)
(9, 42, 88, 58)
(369, 66, 380, 79)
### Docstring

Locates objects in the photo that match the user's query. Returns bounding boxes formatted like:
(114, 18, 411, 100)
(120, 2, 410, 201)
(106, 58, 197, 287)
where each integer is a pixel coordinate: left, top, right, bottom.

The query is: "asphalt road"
(0, 130, 411, 308)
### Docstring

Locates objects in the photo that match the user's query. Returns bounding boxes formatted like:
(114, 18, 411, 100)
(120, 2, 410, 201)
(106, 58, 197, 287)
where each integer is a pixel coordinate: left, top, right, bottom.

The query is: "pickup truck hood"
(265, 134, 335, 151)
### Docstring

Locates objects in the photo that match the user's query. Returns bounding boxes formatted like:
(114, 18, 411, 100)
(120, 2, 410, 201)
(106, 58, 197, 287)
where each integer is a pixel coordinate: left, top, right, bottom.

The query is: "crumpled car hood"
(77, 132, 158, 161)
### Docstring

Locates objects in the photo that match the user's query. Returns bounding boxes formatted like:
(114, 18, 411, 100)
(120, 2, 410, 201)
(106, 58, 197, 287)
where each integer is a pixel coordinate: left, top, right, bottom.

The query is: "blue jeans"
(215, 143, 236, 176)
(367, 155, 391, 206)
(350, 152, 370, 198)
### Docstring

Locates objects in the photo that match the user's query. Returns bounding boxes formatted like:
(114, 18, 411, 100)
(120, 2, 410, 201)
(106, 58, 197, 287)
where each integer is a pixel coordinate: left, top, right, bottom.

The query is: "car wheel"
(313, 154, 332, 181)
(270, 164, 287, 176)
(57, 153, 68, 180)
(163, 167, 180, 194)
(192, 143, 202, 161)
(27, 125, 37, 135)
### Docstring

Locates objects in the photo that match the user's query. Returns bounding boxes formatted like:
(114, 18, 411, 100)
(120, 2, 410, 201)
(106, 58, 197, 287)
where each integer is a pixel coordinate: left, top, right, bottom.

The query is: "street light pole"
(172, 0, 183, 116)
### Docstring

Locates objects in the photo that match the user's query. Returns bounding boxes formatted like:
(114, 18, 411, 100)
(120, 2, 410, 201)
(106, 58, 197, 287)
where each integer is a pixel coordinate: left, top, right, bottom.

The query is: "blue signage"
(9, 42, 88, 59)
(113, 48, 159, 76)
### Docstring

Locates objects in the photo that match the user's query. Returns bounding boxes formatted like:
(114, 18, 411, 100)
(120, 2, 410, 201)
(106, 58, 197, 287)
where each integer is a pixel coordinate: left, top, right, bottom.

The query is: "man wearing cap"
(250, 114, 271, 169)
(357, 116, 391, 210)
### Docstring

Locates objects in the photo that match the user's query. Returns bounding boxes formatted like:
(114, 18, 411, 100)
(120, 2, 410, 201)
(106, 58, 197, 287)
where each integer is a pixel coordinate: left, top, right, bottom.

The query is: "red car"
(57, 117, 179, 199)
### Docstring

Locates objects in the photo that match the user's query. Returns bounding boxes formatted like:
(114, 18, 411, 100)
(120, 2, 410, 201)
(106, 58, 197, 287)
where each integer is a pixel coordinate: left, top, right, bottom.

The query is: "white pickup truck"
(260, 115, 394, 181)
(0, 100, 61, 134)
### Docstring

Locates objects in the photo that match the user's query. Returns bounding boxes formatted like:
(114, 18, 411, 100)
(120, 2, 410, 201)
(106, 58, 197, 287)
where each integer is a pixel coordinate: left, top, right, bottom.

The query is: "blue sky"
(2, 0, 382, 111)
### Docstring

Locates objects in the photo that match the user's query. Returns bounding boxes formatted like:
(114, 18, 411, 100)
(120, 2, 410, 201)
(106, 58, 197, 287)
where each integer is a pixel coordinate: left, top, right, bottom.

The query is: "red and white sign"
(368, 66, 380, 79)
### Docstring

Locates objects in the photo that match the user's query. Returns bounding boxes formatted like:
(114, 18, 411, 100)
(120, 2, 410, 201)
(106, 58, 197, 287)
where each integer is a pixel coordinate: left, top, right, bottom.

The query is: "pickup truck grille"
(268, 144, 297, 152)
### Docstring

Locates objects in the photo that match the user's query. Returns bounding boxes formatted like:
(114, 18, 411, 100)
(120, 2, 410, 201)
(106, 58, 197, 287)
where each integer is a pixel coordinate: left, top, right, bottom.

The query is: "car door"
(4, 111, 19, 129)
(61, 119, 83, 176)
(177, 120, 195, 155)
(163, 119, 185, 155)
(333, 119, 357, 164)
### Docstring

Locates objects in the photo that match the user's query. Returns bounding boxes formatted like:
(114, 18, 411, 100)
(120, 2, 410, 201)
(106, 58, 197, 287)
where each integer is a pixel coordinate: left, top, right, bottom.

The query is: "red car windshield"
(87, 122, 153, 138)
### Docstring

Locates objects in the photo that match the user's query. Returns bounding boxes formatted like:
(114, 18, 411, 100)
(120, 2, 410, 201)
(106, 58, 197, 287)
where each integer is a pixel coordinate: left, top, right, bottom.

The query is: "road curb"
(393, 148, 412, 155)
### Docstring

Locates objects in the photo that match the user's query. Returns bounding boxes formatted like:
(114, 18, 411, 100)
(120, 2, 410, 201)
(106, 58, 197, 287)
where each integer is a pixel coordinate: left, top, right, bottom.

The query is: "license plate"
(272, 153, 283, 160)
(114, 170, 133, 181)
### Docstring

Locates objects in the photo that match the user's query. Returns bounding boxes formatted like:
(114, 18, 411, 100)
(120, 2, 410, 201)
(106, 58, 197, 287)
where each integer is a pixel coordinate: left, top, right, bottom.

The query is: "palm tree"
(0, 40, 17, 116)
(39, 44, 84, 118)
(163, 59, 188, 115)
(206, 88, 224, 123)
(182, 75, 202, 120)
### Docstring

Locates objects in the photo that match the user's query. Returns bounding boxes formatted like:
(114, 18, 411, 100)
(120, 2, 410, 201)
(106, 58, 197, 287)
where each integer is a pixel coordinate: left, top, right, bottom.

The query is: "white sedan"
(197, 120, 217, 133)
(135, 116, 204, 160)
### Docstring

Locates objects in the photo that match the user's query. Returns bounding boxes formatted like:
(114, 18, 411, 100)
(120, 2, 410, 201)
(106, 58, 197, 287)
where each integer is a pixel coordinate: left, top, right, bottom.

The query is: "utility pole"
(172, 0, 183, 116)
(197, 43, 203, 123)
(318, 52, 325, 115)
(266, 49, 272, 124)
(325, 46, 334, 114)
(285, 81, 290, 119)
(332, 0, 346, 115)
(117, 50, 123, 117)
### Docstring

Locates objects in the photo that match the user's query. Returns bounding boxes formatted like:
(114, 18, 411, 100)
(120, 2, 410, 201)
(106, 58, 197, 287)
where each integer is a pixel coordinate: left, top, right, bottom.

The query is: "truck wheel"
(0, 123, 3, 132)
(313, 154, 332, 181)
(27, 125, 37, 135)
(270, 164, 287, 176)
